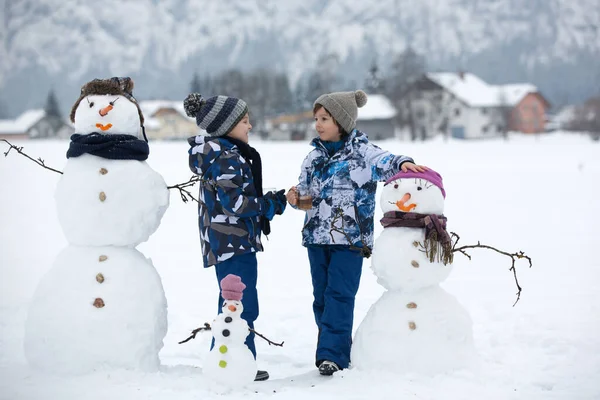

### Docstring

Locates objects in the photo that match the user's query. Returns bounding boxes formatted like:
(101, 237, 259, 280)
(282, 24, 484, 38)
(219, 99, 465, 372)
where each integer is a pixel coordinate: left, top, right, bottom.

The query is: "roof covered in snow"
(357, 94, 396, 120)
(139, 100, 193, 121)
(426, 73, 540, 108)
(0, 109, 46, 134)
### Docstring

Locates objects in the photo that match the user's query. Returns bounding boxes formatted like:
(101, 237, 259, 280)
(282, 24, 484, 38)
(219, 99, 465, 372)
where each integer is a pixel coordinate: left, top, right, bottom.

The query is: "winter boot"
(318, 360, 340, 376)
(254, 370, 269, 381)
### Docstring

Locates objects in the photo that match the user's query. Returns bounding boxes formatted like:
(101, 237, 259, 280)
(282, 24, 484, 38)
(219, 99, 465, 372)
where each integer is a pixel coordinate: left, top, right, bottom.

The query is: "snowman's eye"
(394, 184, 399, 189)
(417, 187, 422, 191)
(89, 102, 94, 108)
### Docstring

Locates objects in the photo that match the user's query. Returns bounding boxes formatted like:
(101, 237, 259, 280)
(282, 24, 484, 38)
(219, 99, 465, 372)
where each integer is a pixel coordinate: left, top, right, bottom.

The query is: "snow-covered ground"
(1, 132, 599, 399)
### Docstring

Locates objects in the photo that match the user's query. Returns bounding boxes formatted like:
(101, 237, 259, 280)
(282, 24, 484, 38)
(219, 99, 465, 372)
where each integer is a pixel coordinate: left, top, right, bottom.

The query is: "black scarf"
(381, 211, 453, 265)
(220, 137, 270, 236)
(67, 133, 149, 161)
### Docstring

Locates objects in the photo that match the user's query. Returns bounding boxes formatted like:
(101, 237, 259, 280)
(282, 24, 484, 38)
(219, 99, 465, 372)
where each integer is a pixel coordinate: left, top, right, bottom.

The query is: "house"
(0, 109, 73, 140)
(413, 72, 550, 139)
(500, 84, 551, 133)
(139, 101, 199, 140)
(356, 94, 396, 140)
(264, 111, 314, 141)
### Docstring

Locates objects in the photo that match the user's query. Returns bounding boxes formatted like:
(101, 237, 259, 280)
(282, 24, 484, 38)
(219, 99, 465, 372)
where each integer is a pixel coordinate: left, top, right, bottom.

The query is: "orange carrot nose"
(99, 104, 113, 117)
(227, 305, 237, 312)
(396, 193, 416, 212)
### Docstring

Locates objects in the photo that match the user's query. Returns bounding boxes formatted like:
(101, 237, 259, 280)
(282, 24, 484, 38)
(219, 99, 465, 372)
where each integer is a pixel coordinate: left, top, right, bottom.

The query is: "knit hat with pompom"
(183, 93, 248, 137)
(313, 90, 368, 134)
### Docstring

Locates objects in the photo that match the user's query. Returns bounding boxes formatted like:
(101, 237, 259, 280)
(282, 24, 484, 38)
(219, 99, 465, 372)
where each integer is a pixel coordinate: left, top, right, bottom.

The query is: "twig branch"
(2, 139, 63, 174)
(178, 322, 212, 344)
(167, 175, 200, 203)
(250, 328, 284, 347)
(450, 232, 532, 306)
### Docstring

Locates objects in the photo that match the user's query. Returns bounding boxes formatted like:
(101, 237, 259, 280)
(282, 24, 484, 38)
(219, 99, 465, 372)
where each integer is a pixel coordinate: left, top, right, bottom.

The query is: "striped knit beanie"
(183, 93, 248, 137)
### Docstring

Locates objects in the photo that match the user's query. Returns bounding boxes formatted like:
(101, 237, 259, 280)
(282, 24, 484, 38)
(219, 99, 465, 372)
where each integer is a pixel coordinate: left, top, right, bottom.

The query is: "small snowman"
(204, 274, 257, 388)
(24, 77, 170, 374)
(352, 169, 476, 374)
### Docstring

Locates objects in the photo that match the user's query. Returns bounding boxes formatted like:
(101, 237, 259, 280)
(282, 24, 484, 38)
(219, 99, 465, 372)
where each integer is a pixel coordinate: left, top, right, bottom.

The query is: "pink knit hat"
(220, 274, 246, 301)
(385, 168, 446, 198)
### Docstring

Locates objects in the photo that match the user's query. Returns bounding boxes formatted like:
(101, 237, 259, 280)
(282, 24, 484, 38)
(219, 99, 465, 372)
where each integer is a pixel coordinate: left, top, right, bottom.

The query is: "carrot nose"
(227, 305, 237, 312)
(99, 104, 113, 117)
(396, 193, 416, 212)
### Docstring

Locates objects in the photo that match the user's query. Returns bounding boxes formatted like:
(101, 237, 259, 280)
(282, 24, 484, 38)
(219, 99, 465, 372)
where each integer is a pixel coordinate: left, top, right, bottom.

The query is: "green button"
(219, 360, 227, 368)
(219, 345, 228, 354)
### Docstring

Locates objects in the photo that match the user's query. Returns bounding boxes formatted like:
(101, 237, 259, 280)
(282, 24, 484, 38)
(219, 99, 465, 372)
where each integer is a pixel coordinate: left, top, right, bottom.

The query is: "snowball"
(372, 227, 453, 290)
(24, 245, 168, 375)
(352, 288, 476, 374)
(55, 154, 169, 247)
(204, 316, 257, 387)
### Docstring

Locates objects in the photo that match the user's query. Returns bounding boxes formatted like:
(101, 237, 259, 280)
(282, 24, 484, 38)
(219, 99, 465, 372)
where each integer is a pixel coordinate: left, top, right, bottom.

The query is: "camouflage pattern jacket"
(188, 135, 267, 267)
(296, 130, 413, 249)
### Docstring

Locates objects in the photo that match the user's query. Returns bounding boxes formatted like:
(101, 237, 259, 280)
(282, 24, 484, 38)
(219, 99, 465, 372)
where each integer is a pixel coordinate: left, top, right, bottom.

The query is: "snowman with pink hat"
(352, 169, 476, 374)
(203, 274, 257, 387)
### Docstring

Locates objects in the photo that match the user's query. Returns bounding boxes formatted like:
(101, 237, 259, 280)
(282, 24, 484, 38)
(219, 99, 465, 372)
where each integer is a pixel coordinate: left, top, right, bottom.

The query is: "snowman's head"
(381, 169, 445, 215)
(221, 299, 244, 317)
(70, 77, 145, 137)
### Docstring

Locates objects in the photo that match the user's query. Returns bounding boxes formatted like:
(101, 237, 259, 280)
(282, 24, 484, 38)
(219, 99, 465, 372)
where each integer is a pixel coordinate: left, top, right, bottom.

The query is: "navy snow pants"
(307, 246, 363, 369)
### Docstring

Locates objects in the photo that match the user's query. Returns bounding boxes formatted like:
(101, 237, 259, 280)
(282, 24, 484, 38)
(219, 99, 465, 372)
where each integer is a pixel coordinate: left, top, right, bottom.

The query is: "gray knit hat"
(183, 93, 248, 137)
(314, 90, 368, 133)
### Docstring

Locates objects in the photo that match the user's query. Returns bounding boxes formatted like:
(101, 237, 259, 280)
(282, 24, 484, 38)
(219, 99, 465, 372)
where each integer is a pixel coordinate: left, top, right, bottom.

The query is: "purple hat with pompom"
(220, 274, 246, 301)
(385, 168, 446, 198)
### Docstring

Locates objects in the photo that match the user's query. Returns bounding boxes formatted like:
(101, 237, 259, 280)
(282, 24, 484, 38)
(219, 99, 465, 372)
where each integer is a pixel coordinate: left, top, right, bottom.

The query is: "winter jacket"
(296, 130, 413, 249)
(188, 135, 269, 267)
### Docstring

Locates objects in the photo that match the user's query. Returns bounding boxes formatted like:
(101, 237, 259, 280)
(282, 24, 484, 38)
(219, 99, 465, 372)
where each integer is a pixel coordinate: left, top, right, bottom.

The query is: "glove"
(262, 189, 287, 220)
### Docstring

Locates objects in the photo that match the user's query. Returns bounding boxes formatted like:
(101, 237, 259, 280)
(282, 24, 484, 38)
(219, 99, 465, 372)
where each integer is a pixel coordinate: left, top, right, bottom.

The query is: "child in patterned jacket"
(185, 92, 286, 382)
(286, 90, 428, 375)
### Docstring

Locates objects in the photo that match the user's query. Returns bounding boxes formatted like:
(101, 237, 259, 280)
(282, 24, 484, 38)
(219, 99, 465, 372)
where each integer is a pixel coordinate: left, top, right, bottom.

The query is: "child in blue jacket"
(185, 93, 286, 381)
(286, 90, 427, 375)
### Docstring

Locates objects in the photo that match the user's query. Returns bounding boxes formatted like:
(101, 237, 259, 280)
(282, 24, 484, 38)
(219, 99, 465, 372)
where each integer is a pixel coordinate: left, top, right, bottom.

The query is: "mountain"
(1, 0, 599, 118)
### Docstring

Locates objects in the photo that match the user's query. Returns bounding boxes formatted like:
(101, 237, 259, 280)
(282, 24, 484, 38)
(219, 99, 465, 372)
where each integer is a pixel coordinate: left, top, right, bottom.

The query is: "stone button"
(408, 321, 417, 330)
(222, 329, 230, 337)
(99, 168, 108, 175)
(96, 273, 105, 283)
(99, 192, 106, 202)
(406, 302, 417, 309)
(99, 255, 108, 262)
(93, 298, 105, 308)
(411, 260, 420, 268)
(219, 345, 228, 354)
(224, 316, 232, 323)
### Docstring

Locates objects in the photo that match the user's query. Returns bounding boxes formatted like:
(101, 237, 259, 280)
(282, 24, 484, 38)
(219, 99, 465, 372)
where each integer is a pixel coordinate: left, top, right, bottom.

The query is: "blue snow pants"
(212, 252, 258, 358)
(307, 245, 363, 369)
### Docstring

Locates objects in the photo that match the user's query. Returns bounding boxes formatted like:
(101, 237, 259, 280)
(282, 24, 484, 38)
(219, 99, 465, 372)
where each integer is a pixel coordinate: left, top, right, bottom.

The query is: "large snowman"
(204, 274, 257, 388)
(352, 169, 476, 374)
(24, 77, 170, 374)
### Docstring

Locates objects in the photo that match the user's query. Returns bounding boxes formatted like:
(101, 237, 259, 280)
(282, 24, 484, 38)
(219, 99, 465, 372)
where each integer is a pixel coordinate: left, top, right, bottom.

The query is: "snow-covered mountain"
(1, 0, 599, 117)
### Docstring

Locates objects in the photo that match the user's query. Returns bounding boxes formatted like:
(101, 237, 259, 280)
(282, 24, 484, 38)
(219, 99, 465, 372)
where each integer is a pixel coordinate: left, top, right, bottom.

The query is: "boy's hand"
(401, 162, 429, 173)
(286, 186, 298, 206)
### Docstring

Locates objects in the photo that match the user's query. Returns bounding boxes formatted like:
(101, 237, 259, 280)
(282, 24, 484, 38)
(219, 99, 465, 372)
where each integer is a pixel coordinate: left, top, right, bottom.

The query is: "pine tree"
(364, 58, 383, 94)
(190, 72, 202, 93)
(44, 89, 62, 118)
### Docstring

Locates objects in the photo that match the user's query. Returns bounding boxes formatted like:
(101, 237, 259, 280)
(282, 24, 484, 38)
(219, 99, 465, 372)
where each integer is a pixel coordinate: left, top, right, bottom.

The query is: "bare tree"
(364, 58, 384, 94)
(384, 46, 426, 141)
(571, 96, 600, 140)
(496, 88, 512, 140)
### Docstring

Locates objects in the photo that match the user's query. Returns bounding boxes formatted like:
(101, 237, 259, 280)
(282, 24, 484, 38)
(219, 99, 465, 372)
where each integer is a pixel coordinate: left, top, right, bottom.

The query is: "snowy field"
(1, 133, 599, 399)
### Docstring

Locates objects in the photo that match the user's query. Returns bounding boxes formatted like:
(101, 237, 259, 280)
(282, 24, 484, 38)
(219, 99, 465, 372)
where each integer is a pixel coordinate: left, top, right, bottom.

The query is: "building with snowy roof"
(356, 94, 397, 140)
(413, 72, 550, 139)
(0, 109, 73, 140)
(139, 101, 199, 140)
